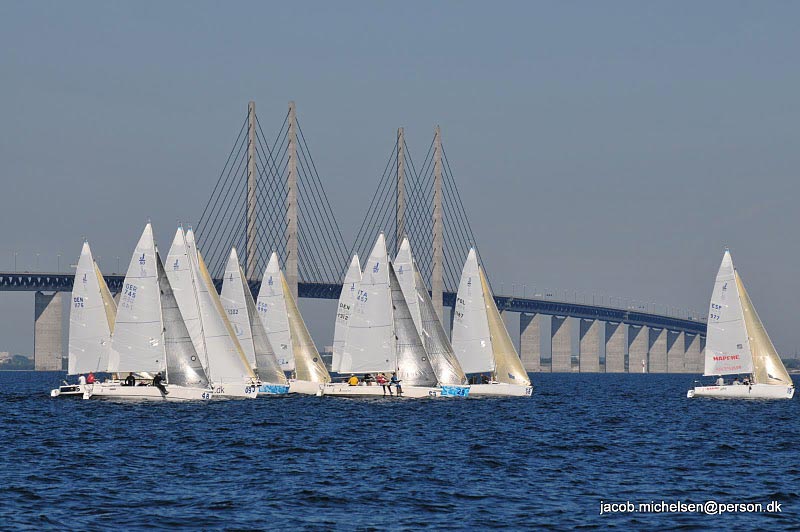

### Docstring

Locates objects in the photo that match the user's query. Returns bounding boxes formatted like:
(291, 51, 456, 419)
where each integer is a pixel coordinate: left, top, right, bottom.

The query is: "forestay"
(68, 242, 116, 374)
(332, 254, 361, 373)
(703, 250, 754, 376)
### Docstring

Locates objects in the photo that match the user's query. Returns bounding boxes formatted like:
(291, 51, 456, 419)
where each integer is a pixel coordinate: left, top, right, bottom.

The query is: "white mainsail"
(339, 234, 394, 373)
(332, 254, 361, 373)
(703, 250, 754, 376)
(68, 241, 116, 374)
(256, 253, 295, 371)
(109, 223, 166, 374)
(165, 228, 208, 371)
(393, 238, 422, 332)
(220, 248, 287, 384)
(451, 248, 493, 374)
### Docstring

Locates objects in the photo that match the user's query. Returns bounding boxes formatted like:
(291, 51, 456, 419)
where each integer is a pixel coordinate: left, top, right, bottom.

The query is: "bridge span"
(2, 271, 706, 374)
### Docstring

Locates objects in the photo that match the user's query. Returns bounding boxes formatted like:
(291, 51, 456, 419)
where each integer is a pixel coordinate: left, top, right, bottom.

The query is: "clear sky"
(1, 1, 799, 356)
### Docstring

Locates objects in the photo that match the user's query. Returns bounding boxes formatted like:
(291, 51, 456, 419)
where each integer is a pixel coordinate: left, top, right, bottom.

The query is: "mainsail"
(256, 253, 295, 371)
(393, 238, 422, 332)
(220, 248, 287, 384)
(703, 250, 754, 376)
(157, 254, 209, 387)
(109, 223, 166, 374)
(332, 254, 361, 373)
(736, 271, 793, 386)
(414, 268, 468, 386)
(451, 248, 493, 374)
(68, 242, 115, 374)
(479, 266, 530, 385)
(390, 263, 438, 386)
(340, 234, 394, 374)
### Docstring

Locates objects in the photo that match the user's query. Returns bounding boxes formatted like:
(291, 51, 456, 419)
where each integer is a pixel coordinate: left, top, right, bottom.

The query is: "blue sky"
(1, 1, 799, 355)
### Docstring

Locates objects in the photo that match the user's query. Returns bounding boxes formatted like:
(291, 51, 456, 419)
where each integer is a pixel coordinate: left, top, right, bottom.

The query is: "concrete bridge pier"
(667, 330, 685, 373)
(551, 316, 572, 372)
(34, 291, 63, 370)
(628, 325, 648, 373)
(519, 313, 542, 372)
(648, 327, 667, 373)
(605, 321, 625, 372)
(579, 319, 600, 372)
(685, 333, 703, 373)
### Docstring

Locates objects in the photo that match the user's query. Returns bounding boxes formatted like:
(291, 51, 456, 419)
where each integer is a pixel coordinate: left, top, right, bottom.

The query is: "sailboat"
(451, 249, 533, 397)
(51, 241, 117, 398)
(256, 252, 331, 395)
(687, 250, 794, 399)
(331, 254, 361, 374)
(394, 237, 470, 397)
(165, 228, 258, 398)
(324, 234, 441, 398)
(87, 223, 215, 400)
(220, 248, 289, 395)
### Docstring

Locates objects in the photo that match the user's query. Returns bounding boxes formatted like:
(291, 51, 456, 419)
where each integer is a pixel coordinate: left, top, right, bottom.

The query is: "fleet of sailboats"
(687, 250, 794, 399)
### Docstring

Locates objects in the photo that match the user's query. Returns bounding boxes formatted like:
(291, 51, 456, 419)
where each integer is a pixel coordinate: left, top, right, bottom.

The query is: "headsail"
(282, 273, 331, 383)
(736, 271, 793, 386)
(109, 223, 166, 374)
(479, 266, 530, 385)
(390, 263, 437, 386)
(339, 234, 394, 374)
(414, 268, 468, 385)
(332, 254, 361, 373)
(68, 242, 115, 374)
(157, 254, 209, 387)
(256, 253, 295, 371)
(703, 250, 754, 376)
(451, 248, 493, 374)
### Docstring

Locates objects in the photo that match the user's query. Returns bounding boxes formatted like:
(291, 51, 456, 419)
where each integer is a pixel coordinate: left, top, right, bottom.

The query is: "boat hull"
(209, 382, 259, 399)
(85, 382, 214, 401)
(257, 382, 291, 396)
(323, 383, 441, 398)
(687, 383, 795, 399)
(440, 385, 470, 397)
(468, 383, 533, 397)
(50, 384, 90, 399)
(288, 379, 324, 396)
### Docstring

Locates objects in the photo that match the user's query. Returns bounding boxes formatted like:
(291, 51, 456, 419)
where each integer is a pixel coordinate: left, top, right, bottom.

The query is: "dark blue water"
(1, 372, 798, 530)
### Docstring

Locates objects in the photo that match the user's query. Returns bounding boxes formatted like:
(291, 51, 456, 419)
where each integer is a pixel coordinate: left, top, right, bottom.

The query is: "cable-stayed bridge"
(3, 101, 706, 374)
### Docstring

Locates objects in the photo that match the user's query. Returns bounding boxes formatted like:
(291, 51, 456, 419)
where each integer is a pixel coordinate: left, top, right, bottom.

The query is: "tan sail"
(479, 267, 530, 386)
(736, 271, 793, 386)
(197, 250, 257, 380)
(281, 273, 331, 383)
(94, 262, 117, 333)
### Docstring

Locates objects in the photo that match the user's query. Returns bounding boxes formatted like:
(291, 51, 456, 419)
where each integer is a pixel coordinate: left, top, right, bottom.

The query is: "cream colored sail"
(332, 254, 361, 373)
(736, 271, 793, 386)
(703, 250, 754, 376)
(68, 242, 115, 374)
(94, 262, 117, 334)
(256, 253, 294, 371)
(282, 273, 331, 383)
(479, 267, 530, 385)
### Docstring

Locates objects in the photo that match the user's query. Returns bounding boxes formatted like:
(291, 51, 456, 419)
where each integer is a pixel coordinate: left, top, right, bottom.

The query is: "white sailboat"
(687, 250, 794, 399)
(220, 248, 289, 395)
(451, 249, 532, 397)
(51, 241, 117, 398)
(88, 223, 215, 400)
(166, 228, 258, 398)
(395, 237, 470, 397)
(331, 254, 361, 374)
(324, 234, 441, 398)
(256, 252, 331, 395)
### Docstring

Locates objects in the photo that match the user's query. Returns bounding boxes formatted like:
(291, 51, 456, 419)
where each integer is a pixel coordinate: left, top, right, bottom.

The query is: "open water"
(0, 371, 798, 530)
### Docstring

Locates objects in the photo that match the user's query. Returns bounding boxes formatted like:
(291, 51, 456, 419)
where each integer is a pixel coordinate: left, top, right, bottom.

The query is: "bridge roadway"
(0, 271, 706, 336)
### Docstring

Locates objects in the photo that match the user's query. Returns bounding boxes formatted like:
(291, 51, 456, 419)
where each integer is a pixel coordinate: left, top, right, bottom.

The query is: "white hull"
(323, 382, 441, 398)
(687, 383, 795, 400)
(468, 383, 533, 397)
(288, 379, 325, 396)
(50, 383, 90, 399)
(208, 382, 259, 399)
(84, 382, 214, 401)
